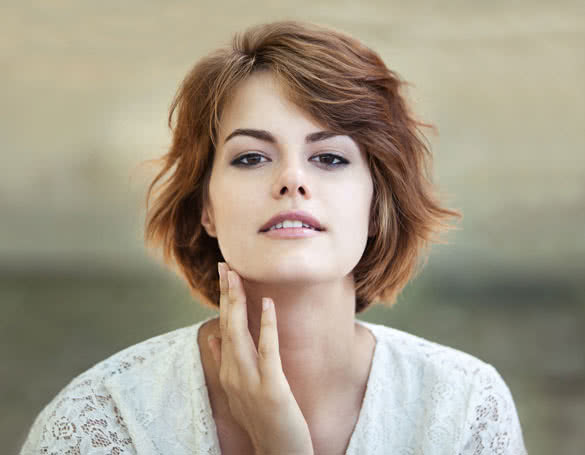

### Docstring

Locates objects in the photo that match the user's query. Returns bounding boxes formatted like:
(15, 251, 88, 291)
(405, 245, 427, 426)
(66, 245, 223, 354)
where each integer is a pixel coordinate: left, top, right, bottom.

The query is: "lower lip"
(261, 228, 323, 239)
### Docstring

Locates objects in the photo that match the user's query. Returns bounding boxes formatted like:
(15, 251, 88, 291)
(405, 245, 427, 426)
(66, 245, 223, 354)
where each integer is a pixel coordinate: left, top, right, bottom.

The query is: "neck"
(235, 274, 362, 420)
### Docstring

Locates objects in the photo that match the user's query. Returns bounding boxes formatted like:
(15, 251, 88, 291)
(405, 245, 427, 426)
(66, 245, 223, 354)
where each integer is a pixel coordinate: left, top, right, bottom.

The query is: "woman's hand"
(207, 262, 314, 455)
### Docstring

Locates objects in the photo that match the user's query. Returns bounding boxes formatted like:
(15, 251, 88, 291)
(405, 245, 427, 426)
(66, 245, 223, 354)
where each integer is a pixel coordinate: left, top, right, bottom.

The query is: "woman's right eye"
(231, 153, 267, 167)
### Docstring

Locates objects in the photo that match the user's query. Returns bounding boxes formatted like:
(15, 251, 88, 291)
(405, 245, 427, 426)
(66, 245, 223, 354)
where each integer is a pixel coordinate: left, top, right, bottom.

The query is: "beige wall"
(2, 0, 583, 280)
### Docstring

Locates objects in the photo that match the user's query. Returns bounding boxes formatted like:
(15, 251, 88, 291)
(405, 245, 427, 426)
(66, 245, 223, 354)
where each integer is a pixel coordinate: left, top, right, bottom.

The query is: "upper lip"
(259, 210, 325, 232)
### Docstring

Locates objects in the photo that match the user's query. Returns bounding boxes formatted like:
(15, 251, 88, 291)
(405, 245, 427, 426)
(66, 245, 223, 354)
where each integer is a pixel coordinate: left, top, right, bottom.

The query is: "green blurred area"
(3, 269, 584, 455)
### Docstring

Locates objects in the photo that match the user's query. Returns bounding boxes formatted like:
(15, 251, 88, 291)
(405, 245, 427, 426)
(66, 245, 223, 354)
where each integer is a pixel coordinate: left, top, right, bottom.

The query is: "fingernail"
(262, 298, 269, 311)
(227, 271, 234, 288)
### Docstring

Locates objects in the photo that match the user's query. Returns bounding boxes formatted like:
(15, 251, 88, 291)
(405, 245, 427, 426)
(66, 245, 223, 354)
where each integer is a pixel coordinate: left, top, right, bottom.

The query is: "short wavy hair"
(144, 20, 462, 314)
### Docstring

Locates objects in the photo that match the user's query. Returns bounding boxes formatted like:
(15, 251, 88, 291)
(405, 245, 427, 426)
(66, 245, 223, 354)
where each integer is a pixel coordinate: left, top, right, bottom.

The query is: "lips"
(259, 210, 325, 232)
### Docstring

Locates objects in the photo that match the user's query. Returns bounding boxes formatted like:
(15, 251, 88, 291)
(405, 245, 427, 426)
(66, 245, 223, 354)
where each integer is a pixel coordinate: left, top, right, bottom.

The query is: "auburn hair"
(143, 20, 462, 314)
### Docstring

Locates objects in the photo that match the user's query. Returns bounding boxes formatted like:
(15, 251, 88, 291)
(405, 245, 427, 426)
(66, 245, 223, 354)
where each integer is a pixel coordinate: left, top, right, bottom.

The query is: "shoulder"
(83, 324, 198, 382)
(362, 320, 519, 401)
(19, 324, 199, 455)
(359, 319, 492, 382)
(357, 320, 527, 454)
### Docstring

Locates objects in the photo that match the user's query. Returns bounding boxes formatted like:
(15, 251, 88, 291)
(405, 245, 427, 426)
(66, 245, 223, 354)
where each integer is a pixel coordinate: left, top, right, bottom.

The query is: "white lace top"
(20, 316, 528, 454)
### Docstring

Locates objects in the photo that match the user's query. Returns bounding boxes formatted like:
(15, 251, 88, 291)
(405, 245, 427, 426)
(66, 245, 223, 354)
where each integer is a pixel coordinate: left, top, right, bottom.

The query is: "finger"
(227, 270, 249, 333)
(218, 262, 229, 335)
(218, 262, 233, 385)
(227, 270, 257, 375)
(258, 298, 284, 383)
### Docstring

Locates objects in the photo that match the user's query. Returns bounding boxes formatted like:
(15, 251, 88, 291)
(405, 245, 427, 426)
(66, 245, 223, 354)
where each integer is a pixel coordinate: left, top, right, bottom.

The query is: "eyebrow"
(223, 128, 342, 145)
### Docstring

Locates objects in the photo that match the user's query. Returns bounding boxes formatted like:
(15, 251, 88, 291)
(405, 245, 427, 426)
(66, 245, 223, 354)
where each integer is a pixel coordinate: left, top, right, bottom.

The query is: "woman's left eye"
(314, 153, 348, 167)
(231, 153, 349, 168)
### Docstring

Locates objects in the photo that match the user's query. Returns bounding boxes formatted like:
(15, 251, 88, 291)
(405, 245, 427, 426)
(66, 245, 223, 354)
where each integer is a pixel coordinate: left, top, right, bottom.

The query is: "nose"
(272, 153, 311, 199)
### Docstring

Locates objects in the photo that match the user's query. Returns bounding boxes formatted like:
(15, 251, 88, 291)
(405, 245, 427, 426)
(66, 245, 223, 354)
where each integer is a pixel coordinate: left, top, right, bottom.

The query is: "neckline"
(190, 316, 381, 453)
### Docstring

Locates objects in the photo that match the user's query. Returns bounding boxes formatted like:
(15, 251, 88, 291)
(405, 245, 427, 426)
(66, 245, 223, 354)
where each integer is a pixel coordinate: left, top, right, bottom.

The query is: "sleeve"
(457, 363, 528, 455)
(19, 378, 137, 455)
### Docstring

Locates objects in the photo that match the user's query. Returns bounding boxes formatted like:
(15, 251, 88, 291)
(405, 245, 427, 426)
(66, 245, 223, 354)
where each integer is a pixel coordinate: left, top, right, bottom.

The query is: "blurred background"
(2, 1, 584, 454)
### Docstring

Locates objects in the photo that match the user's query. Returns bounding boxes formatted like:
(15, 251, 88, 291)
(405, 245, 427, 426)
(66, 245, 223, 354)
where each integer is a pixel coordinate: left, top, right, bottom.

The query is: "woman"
(20, 21, 527, 454)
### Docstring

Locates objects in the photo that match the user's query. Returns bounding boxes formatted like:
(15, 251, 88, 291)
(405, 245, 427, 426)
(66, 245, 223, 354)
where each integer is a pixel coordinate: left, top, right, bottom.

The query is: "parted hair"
(143, 20, 462, 314)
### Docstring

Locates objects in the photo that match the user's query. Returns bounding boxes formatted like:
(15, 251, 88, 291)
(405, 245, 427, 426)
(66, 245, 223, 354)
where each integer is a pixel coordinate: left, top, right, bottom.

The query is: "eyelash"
(231, 153, 349, 169)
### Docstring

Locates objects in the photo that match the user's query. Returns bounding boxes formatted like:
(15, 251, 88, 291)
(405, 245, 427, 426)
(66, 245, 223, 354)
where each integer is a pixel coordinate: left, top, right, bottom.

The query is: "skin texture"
(200, 70, 377, 453)
(208, 262, 315, 455)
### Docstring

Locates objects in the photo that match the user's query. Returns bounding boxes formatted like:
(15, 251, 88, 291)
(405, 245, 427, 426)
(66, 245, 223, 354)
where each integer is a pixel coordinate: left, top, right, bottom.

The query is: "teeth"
(267, 220, 316, 231)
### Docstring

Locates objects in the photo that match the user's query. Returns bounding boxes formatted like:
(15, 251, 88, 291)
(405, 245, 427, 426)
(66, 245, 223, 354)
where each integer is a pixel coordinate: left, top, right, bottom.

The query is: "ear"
(201, 203, 217, 238)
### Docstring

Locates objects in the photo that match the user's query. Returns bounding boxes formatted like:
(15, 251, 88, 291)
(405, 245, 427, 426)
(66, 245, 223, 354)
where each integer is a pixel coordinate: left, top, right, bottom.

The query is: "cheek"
(214, 180, 262, 229)
(331, 185, 372, 231)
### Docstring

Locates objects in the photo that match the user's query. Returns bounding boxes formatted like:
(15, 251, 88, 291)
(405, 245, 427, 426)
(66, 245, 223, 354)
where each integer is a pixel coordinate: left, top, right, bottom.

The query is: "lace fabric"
(19, 317, 527, 454)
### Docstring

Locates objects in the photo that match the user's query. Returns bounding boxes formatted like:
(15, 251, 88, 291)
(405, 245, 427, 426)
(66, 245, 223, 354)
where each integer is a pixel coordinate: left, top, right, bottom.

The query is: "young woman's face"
(203, 70, 374, 285)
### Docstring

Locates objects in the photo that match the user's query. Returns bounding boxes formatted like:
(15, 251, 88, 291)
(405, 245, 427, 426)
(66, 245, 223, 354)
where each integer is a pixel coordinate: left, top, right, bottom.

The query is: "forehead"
(217, 71, 328, 142)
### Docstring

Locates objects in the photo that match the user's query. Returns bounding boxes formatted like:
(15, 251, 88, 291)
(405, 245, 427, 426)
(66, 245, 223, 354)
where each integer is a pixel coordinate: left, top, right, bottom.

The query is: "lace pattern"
(345, 321, 528, 455)
(20, 327, 195, 455)
(20, 317, 527, 454)
(457, 364, 527, 454)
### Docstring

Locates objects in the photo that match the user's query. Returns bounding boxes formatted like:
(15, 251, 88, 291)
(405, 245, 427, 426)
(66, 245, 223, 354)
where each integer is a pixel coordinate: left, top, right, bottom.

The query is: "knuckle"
(257, 343, 272, 358)
(260, 317, 272, 330)
(225, 330, 237, 344)
(230, 322, 247, 337)
(228, 291, 239, 305)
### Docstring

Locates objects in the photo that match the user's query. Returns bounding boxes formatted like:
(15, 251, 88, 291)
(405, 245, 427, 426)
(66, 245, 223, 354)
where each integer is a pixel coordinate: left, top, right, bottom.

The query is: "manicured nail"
(262, 298, 269, 311)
